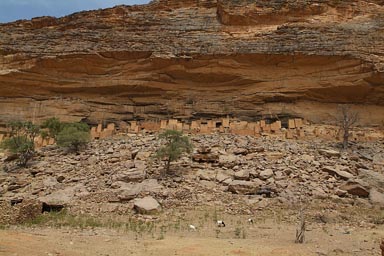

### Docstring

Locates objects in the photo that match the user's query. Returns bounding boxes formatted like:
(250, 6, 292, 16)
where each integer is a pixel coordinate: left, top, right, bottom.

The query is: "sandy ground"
(0, 221, 383, 256)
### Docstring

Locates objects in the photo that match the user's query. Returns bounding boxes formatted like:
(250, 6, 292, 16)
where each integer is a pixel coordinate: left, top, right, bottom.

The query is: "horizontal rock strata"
(0, 0, 383, 126)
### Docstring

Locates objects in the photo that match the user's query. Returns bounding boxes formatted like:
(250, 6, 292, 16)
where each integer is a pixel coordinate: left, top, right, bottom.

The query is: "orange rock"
(0, 0, 383, 125)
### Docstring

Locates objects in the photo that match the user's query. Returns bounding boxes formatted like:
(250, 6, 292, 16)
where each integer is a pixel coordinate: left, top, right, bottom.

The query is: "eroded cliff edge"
(0, 0, 383, 126)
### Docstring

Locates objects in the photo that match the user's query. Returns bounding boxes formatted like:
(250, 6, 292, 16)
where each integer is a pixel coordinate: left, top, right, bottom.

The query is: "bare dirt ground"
(0, 217, 383, 256)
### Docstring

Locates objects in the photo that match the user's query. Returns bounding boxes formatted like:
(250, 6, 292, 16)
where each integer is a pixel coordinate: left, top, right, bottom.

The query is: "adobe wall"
(0, 117, 381, 148)
(90, 117, 384, 142)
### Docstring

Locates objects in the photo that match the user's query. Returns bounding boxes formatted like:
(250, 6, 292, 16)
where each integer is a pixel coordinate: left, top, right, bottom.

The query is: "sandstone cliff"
(0, 0, 383, 126)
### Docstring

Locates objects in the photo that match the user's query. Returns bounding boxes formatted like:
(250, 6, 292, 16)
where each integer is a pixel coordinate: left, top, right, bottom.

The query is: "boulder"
(234, 169, 250, 180)
(134, 160, 147, 172)
(274, 171, 285, 181)
(193, 147, 219, 163)
(118, 184, 143, 201)
(133, 196, 161, 214)
(257, 186, 274, 197)
(135, 151, 151, 160)
(140, 179, 164, 193)
(265, 152, 285, 161)
(319, 149, 341, 158)
(199, 180, 216, 189)
(218, 154, 238, 167)
(358, 169, 384, 189)
(0, 199, 42, 225)
(216, 170, 233, 183)
(15, 199, 43, 223)
(43, 177, 59, 187)
(197, 146, 211, 154)
(39, 186, 76, 208)
(322, 166, 354, 180)
(222, 178, 233, 186)
(312, 187, 328, 199)
(113, 169, 145, 183)
(232, 148, 248, 155)
(369, 188, 384, 207)
(301, 154, 315, 163)
(192, 153, 219, 163)
(259, 169, 274, 180)
(339, 181, 370, 197)
(118, 179, 163, 201)
(196, 170, 216, 181)
(228, 180, 259, 195)
(373, 154, 384, 165)
(113, 162, 146, 182)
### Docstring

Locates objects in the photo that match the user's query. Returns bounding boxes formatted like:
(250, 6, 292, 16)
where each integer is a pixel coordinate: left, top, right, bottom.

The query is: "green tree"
(41, 117, 63, 139)
(1, 121, 39, 167)
(56, 122, 90, 153)
(155, 130, 193, 176)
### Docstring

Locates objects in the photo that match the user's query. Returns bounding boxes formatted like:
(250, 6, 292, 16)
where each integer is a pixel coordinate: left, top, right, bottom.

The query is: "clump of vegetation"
(155, 130, 193, 176)
(1, 117, 90, 168)
(40, 117, 90, 153)
(56, 122, 90, 153)
(40, 117, 63, 140)
(1, 121, 39, 167)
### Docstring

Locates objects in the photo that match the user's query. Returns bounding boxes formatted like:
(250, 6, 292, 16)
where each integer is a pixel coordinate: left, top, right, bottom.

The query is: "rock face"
(340, 181, 370, 197)
(369, 188, 384, 207)
(228, 180, 259, 195)
(133, 196, 161, 214)
(0, 199, 42, 225)
(0, 0, 383, 126)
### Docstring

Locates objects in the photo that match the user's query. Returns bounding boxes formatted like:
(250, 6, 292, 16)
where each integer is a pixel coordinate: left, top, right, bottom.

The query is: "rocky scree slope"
(0, 133, 383, 225)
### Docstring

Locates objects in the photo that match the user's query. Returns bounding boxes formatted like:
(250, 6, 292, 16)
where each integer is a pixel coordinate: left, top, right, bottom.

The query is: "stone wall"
(90, 118, 384, 142)
(0, 133, 55, 148)
(0, 117, 380, 148)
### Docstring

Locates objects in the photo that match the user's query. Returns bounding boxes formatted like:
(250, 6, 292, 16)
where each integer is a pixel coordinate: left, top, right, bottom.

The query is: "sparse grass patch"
(371, 211, 384, 225)
(234, 227, 242, 238)
(23, 210, 103, 229)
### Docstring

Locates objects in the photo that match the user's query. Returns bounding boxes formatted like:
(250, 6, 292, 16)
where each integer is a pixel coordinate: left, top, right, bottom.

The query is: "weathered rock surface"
(369, 188, 384, 207)
(228, 180, 259, 195)
(133, 196, 161, 214)
(118, 179, 163, 201)
(0, 0, 383, 126)
(0, 199, 42, 225)
(340, 181, 370, 198)
(259, 169, 274, 180)
(358, 169, 384, 189)
(112, 164, 146, 183)
(322, 166, 354, 180)
(319, 149, 341, 158)
(39, 185, 84, 207)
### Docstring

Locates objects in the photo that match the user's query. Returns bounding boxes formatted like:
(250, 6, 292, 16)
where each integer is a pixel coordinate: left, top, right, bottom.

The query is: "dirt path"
(0, 223, 383, 256)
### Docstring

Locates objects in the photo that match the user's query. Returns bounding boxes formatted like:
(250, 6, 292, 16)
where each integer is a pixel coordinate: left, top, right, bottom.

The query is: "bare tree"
(337, 104, 359, 150)
(295, 206, 306, 244)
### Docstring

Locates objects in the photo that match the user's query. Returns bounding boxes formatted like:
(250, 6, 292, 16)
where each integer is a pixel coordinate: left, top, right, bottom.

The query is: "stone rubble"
(0, 133, 383, 224)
